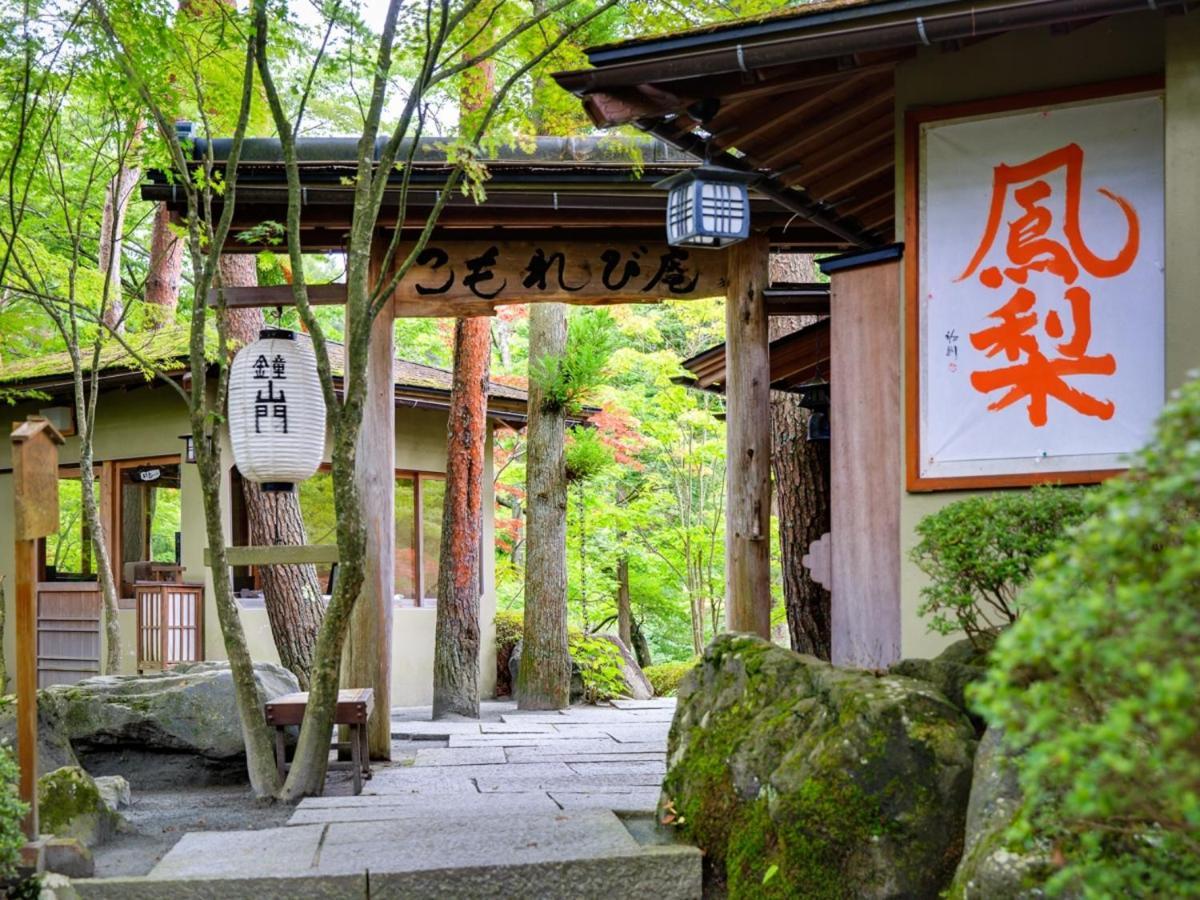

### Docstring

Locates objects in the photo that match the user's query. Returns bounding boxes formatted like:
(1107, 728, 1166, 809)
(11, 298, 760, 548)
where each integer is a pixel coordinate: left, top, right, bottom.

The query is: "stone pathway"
(74, 699, 700, 899)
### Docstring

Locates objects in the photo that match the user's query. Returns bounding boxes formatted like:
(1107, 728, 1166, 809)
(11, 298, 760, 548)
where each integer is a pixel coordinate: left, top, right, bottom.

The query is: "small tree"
(910, 486, 1088, 647)
(973, 378, 1200, 896)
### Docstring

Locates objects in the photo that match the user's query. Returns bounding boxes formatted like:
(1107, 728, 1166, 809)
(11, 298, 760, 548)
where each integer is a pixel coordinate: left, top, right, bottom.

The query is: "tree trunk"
(97, 124, 143, 332)
(220, 255, 326, 688)
(144, 204, 183, 328)
(432, 316, 491, 718)
(768, 254, 832, 659)
(631, 618, 652, 669)
(517, 302, 570, 710)
(616, 554, 632, 650)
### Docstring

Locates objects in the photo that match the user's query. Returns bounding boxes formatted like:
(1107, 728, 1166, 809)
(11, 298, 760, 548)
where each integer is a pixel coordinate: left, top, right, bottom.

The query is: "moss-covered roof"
(0, 327, 527, 403)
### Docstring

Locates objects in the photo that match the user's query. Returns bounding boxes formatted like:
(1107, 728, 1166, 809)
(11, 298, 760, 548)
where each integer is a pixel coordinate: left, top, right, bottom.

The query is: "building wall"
(892, 12, 1193, 658)
(0, 382, 499, 705)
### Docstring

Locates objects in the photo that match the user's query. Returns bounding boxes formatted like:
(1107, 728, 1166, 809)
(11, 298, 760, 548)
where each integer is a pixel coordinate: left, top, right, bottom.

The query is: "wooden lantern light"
(657, 165, 756, 249)
(228, 329, 326, 492)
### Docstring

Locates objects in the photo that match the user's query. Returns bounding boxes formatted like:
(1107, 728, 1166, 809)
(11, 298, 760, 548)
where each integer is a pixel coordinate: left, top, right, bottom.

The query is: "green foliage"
(973, 378, 1200, 897)
(644, 659, 697, 697)
(0, 744, 27, 881)
(494, 609, 524, 656)
(564, 426, 612, 483)
(530, 309, 617, 413)
(910, 486, 1089, 647)
(568, 634, 627, 703)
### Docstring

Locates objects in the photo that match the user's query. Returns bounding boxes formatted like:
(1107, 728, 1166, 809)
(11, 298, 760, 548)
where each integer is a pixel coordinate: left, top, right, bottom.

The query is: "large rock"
(42, 661, 299, 760)
(0, 698, 81, 774)
(593, 634, 654, 701)
(891, 636, 993, 733)
(661, 634, 978, 899)
(38, 766, 125, 847)
(948, 728, 1050, 899)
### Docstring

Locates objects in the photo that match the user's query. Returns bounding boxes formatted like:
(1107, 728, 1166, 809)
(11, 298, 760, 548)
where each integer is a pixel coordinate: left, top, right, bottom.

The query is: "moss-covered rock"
(890, 635, 994, 733)
(947, 728, 1050, 899)
(660, 634, 977, 899)
(41, 661, 298, 760)
(37, 766, 124, 847)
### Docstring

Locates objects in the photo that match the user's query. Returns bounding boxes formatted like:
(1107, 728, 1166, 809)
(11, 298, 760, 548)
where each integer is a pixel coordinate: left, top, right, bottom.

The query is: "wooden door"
(36, 583, 102, 687)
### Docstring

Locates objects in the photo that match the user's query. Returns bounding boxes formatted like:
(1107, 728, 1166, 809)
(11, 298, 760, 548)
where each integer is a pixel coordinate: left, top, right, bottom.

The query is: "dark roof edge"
(557, 0, 1191, 92)
(818, 243, 904, 275)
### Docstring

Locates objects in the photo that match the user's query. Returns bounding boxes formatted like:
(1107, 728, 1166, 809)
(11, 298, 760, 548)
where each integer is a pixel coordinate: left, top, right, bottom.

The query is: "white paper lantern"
(228, 329, 326, 492)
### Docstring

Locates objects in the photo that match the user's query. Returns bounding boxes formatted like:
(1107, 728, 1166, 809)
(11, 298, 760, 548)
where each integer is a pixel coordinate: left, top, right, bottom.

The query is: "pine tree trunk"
(144, 204, 183, 328)
(517, 303, 570, 710)
(432, 316, 491, 718)
(768, 255, 832, 658)
(220, 255, 325, 687)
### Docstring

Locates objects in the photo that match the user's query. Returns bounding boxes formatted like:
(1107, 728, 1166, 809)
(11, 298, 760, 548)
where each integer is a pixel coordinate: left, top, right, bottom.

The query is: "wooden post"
(11, 417, 65, 844)
(342, 239, 396, 760)
(724, 235, 773, 638)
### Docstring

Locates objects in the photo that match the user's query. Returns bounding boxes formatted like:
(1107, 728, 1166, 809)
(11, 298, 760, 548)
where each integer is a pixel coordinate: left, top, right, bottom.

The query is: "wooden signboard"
(210, 240, 730, 317)
(10, 417, 65, 844)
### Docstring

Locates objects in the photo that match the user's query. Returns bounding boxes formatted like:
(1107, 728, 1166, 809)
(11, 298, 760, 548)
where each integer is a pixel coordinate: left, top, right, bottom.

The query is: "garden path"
(75, 699, 701, 898)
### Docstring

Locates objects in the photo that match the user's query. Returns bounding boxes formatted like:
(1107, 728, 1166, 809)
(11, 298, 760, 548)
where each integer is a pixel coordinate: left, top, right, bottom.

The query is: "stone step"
(70, 810, 701, 899)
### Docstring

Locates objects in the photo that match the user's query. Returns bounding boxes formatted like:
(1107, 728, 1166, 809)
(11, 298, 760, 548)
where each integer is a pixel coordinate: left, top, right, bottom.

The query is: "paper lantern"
(657, 165, 757, 249)
(228, 329, 326, 492)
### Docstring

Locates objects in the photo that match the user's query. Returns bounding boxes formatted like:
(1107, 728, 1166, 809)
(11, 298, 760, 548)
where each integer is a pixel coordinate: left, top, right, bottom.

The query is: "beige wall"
(0, 383, 500, 705)
(893, 12, 1195, 659)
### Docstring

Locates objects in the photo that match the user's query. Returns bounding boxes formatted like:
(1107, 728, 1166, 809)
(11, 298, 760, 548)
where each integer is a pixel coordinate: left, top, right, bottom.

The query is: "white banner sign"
(917, 91, 1164, 483)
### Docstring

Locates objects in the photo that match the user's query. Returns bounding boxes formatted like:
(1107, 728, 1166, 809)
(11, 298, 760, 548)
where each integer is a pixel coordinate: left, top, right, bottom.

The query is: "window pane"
(298, 471, 337, 590)
(421, 476, 445, 603)
(395, 476, 416, 600)
(46, 475, 94, 578)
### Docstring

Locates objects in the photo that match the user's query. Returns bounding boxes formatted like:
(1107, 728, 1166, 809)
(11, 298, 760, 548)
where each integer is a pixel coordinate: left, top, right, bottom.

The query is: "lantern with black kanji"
(228, 329, 326, 492)
(657, 165, 756, 249)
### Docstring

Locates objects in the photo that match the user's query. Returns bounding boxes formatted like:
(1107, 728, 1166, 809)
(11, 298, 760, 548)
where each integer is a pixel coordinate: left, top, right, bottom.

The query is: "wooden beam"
(208, 284, 348, 308)
(204, 545, 340, 566)
(342, 238, 396, 760)
(723, 235, 772, 638)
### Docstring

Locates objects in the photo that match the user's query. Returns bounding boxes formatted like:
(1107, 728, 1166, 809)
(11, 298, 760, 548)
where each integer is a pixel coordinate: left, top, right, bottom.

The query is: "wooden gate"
(136, 582, 204, 672)
(35, 583, 102, 688)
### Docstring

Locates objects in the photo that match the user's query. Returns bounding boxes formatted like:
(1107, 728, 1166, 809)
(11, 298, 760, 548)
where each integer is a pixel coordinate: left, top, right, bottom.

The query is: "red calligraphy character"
(957, 143, 1138, 427)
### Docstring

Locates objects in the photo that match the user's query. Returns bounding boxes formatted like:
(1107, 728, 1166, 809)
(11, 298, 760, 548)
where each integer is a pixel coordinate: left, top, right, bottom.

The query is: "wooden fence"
(35, 583, 101, 688)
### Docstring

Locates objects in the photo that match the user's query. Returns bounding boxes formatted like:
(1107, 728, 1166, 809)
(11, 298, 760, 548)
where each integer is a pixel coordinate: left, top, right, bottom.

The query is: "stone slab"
(568, 761, 668, 776)
(476, 773, 665, 793)
(288, 792, 560, 824)
(611, 699, 678, 710)
(73, 874, 367, 899)
(411, 747, 507, 767)
(149, 825, 326, 879)
(549, 790, 661, 813)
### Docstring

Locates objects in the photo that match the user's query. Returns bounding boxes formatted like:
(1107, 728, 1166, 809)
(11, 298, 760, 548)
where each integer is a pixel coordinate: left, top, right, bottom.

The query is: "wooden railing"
(135, 582, 204, 672)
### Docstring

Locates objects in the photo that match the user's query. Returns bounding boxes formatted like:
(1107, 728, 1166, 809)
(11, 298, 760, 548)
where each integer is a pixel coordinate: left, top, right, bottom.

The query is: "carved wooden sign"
(392, 240, 729, 316)
(11, 417, 64, 540)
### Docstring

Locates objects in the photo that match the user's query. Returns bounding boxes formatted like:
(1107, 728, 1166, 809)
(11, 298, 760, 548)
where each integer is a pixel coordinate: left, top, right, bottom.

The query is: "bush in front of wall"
(910, 485, 1089, 647)
(494, 609, 523, 697)
(971, 377, 1200, 896)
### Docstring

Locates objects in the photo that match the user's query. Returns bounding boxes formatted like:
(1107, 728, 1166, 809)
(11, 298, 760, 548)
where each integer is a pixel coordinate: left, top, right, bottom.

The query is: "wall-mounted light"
(656, 165, 757, 249)
(179, 433, 196, 464)
(796, 382, 831, 442)
(39, 405, 76, 437)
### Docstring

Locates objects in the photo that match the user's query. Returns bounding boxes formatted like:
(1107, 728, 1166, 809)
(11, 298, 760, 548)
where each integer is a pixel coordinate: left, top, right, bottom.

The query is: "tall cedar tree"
(432, 32, 495, 718)
(517, 302, 571, 708)
(769, 254, 831, 657)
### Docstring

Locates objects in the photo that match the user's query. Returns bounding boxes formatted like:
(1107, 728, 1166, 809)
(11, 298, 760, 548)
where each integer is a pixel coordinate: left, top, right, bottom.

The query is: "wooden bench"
(263, 688, 375, 795)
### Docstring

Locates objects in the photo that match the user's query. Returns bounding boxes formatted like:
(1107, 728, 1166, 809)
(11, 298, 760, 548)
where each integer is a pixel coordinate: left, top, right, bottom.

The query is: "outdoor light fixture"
(656, 165, 757, 249)
(179, 434, 196, 464)
(228, 329, 326, 492)
(797, 382, 831, 442)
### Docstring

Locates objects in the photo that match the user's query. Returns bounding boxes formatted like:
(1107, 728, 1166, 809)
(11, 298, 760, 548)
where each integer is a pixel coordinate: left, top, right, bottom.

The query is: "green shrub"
(494, 609, 524, 697)
(530, 309, 617, 414)
(973, 378, 1200, 896)
(910, 485, 1089, 646)
(645, 659, 697, 697)
(568, 634, 627, 703)
(564, 427, 612, 483)
(0, 743, 28, 881)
